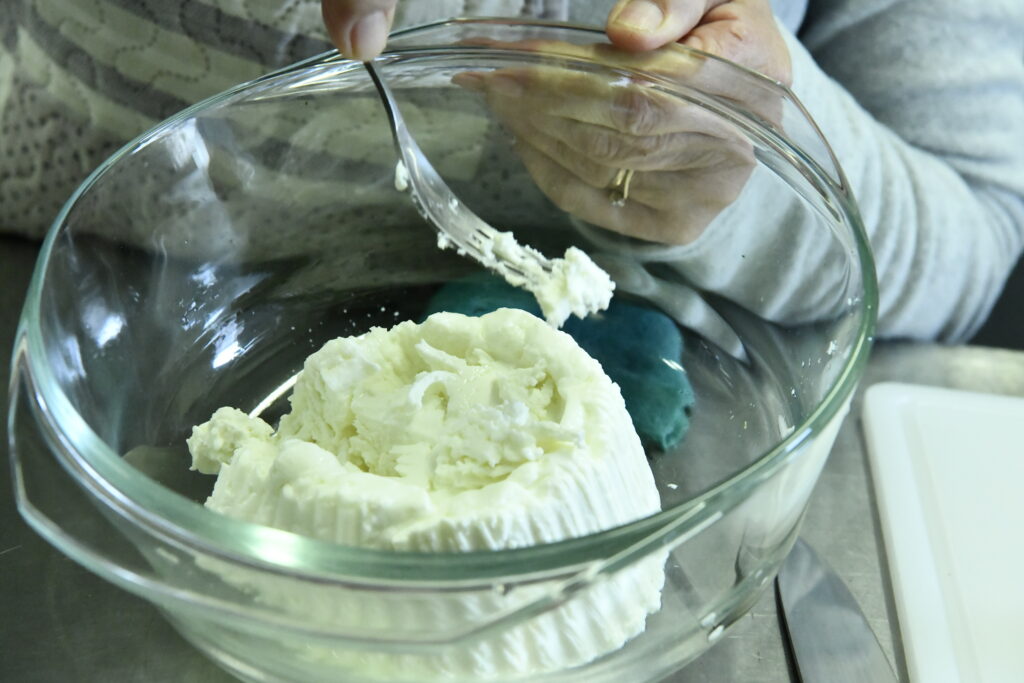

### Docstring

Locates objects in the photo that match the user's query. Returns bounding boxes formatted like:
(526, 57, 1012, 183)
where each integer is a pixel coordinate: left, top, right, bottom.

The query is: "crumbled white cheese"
(395, 156, 613, 326)
(187, 309, 663, 679)
(189, 309, 657, 548)
(394, 159, 410, 192)
(449, 229, 614, 328)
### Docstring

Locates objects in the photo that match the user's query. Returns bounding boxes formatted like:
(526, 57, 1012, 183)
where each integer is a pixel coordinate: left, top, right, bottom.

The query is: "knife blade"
(776, 538, 899, 683)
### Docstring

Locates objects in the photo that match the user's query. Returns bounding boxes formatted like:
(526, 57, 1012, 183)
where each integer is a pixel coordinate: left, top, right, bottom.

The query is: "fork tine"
(364, 60, 614, 329)
(365, 60, 551, 275)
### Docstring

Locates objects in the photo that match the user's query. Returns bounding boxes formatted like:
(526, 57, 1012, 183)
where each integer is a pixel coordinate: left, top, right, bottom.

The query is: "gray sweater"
(569, 0, 1024, 341)
(793, 0, 1024, 340)
(2, 0, 1021, 341)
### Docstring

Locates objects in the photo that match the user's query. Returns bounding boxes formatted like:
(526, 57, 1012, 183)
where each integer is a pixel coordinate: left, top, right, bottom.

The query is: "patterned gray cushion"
(0, 0, 567, 237)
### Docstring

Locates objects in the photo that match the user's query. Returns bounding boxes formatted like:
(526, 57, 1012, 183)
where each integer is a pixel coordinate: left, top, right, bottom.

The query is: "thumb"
(679, 6, 791, 84)
(321, 0, 398, 61)
(607, 0, 724, 52)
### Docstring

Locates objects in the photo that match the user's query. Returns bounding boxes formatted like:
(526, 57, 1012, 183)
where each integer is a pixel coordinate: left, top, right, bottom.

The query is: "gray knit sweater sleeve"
(791, 0, 1024, 340)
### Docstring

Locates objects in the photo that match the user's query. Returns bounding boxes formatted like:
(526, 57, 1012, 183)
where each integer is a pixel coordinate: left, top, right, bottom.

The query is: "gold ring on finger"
(608, 168, 635, 207)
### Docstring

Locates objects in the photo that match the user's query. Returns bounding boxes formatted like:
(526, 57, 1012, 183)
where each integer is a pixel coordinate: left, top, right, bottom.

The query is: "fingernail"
(489, 74, 523, 98)
(612, 0, 664, 33)
(349, 11, 388, 61)
(452, 72, 486, 92)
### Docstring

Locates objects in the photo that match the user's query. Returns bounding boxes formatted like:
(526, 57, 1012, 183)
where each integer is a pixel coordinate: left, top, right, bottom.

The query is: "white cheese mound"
(187, 309, 664, 680)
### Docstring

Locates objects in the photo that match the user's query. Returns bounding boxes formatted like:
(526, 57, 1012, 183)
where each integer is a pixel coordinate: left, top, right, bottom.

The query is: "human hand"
(320, 0, 397, 61)
(321, 0, 789, 245)
(453, 39, 769, 245)
(445, 1, 790, 245)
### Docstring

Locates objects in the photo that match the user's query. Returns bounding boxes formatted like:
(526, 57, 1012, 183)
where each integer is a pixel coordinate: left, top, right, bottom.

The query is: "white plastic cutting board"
(862, 383, 1024, 683)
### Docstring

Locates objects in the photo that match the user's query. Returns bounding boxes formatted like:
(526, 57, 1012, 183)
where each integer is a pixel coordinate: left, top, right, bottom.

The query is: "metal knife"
(776, 538, 899, 683)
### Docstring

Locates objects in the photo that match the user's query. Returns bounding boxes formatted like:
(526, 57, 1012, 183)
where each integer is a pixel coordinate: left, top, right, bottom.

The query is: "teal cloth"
(423, 273, 695, 451)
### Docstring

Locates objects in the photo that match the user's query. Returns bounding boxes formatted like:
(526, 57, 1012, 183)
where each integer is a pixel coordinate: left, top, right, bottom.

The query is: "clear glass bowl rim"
(14, 19, 878, 583)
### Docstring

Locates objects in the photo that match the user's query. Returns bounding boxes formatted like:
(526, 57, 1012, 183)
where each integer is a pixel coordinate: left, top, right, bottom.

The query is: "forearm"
(640, 11, 1024, 341)
(783, 5, 1024, 341)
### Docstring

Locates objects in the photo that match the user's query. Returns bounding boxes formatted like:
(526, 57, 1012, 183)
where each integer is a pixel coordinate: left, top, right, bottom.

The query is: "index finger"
(457, 37, 784, 132)
(459, 37, 700, 78)
(465, 65, 710, 137)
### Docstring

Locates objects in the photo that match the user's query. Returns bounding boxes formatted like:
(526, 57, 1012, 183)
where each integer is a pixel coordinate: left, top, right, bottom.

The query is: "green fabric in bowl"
(423, 273, 695, 451)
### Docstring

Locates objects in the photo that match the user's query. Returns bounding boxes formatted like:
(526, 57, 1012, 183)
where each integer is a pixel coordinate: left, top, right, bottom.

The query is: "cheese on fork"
(485, 234, 615, 329)
(187, 308, 664, 679)
(392, 156, 614, 328)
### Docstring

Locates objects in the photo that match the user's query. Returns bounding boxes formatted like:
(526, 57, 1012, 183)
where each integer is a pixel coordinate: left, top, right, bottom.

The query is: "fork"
(363, 60, 746, 360)
(363, 60, 555, 287)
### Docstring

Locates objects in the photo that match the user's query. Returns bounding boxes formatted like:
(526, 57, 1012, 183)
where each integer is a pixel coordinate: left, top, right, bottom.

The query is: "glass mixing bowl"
(9, 19, 876, 683)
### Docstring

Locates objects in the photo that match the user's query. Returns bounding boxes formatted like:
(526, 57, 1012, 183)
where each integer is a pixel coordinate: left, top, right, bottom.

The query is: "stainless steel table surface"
(4, 234, 1023, 682)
